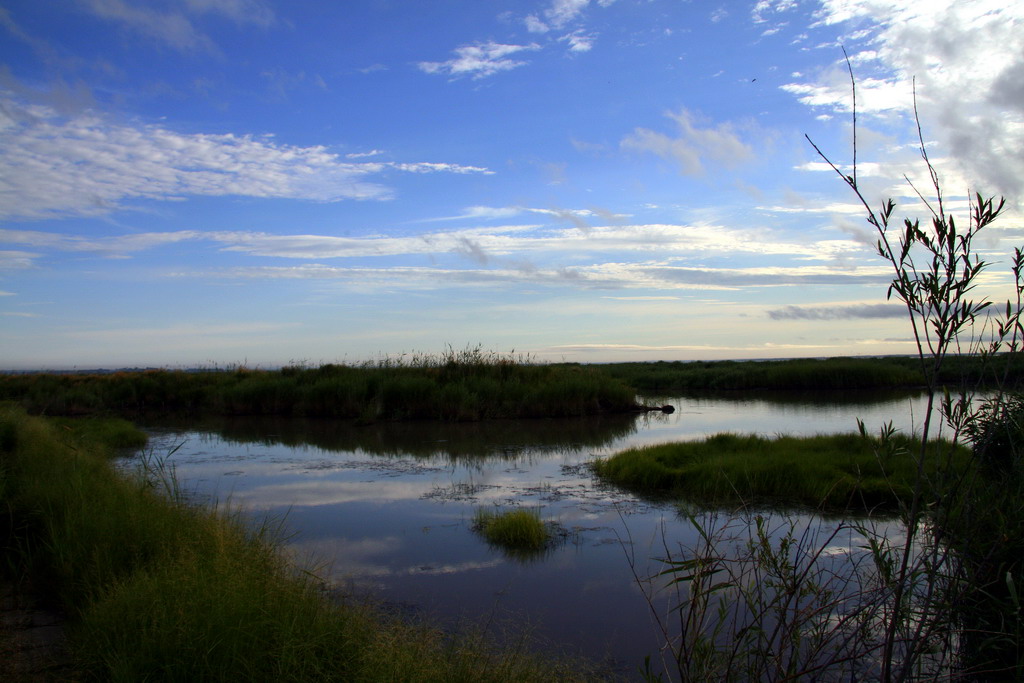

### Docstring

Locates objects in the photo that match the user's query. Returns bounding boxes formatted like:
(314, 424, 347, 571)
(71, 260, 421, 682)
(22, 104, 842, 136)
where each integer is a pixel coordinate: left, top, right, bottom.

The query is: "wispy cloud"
(79, 0, 214, 52)
(526, 0, 613, 33)
(0, 251, 39, 270)
(345, 149, 386, 159)
(0, 92, 491, 221)
(77, 0, 275, 53)
(560, 30, 596, 53)
(68, 321, 294, 342)
(184, 0, 276, 28)
(621, 108, 755, 175)
(0, 229, 199, 259)
(3, 222, 868, 264)
(418, 41, 541, 79)
(601, 296, 680, 300)
(183, 259, 890, 295)
(417, 205, 622, 226)
(384, 162, 493, 175)
(766, 303, 904, 320)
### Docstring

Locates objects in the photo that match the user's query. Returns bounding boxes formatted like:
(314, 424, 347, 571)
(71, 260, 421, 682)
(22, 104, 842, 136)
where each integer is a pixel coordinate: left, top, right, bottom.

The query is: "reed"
(0, 405, 596, 681)
(627, 72, 1024, 682)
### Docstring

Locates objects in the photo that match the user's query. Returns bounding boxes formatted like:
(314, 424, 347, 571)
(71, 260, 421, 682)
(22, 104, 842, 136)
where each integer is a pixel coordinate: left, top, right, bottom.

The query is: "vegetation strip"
(593, 432, 971, 510)
(0, 406, 595, 681)
(594, 354, 1024, 393)
(0, 348, 639, 421)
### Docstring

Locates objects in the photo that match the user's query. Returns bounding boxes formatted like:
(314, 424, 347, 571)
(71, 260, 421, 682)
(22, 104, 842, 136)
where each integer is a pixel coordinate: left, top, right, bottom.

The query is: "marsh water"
(133, 391, 936, 676)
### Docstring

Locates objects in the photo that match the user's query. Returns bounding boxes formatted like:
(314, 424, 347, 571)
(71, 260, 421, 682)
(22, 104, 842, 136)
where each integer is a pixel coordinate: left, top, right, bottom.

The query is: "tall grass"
(596, 355, 1024, 394)
(0, 348, 639, 421)
(0, 405, 596, 681)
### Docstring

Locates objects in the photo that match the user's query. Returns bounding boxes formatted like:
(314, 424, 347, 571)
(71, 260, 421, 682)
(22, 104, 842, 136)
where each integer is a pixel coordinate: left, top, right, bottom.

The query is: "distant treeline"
(592, 355, 1024, 394)
(0, 354, 638, 421)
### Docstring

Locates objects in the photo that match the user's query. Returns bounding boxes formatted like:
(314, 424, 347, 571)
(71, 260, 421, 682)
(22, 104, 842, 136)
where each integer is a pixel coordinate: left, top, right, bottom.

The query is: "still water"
(135, 391, 936, 676)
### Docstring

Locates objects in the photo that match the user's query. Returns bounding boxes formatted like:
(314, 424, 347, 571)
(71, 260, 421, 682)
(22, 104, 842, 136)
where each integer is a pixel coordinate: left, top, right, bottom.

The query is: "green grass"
(592, 355, 1024, 393)
(0, 348, 640, 421)
(473, 508, 553, 558)
(0, 405, 597, 681)
(593, 432, 972, 510)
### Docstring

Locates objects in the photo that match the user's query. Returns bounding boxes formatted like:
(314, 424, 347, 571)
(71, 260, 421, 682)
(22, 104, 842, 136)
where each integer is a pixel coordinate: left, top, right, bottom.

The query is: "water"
(133, 391, 935, 676)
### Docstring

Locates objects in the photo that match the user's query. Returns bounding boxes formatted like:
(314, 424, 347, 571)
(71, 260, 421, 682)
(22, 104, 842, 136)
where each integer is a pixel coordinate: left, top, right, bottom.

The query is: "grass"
(593, 354, 1024, 394)
(0, 347, 640, 421)
(472, 508, 553, 559)
(592, 432, 972, 511)
(0, 404, 598, 681)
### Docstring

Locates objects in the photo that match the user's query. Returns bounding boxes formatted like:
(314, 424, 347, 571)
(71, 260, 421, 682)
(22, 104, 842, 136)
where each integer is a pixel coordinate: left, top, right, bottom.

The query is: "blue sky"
(1, 0, 1022, 369)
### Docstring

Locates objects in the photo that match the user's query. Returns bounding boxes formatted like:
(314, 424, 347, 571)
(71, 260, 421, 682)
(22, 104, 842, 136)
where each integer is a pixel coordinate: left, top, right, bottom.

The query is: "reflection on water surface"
(134, 391, 932, 677)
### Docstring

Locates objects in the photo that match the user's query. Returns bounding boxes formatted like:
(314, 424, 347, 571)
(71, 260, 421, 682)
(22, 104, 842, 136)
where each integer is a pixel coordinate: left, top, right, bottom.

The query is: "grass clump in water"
(473, 507, 552, 557)
(593, 432, 970, 511)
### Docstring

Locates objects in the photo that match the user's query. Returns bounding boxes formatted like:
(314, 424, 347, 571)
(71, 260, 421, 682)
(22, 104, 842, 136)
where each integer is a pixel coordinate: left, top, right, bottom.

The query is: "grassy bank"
(0, 349, 639, 421)
(0, 405, 595, 681)
(594, 354, 1024, 393)
(592, 432, 971, 510)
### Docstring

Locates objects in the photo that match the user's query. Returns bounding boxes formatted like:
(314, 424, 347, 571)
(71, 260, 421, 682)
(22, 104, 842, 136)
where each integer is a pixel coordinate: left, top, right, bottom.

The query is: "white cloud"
(543, 0, 591, 29)
(621, 109, 755, 175)
(561, 30, 596, 53)
(523, 0, 611, 47)
(345, 149, 385, 159)
(385, 162, 493, 175)
(525, 14, 550, 33)
(418, 41, 541, 79)
(780, 77, 912, 114)
(752, 0, 797, 25)
(786, 1, 1024, 199)
(419, 205, 609, 224)
(0, 92, 491, 221)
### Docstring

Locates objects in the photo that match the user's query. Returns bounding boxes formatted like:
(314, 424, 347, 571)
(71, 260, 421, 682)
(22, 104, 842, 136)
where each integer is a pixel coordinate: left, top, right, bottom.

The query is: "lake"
(132, 390, 936, 677)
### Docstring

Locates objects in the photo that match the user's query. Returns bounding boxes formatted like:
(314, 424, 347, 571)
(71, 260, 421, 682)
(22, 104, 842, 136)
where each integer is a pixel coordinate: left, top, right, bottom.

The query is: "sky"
(1, 0, 1023, 370)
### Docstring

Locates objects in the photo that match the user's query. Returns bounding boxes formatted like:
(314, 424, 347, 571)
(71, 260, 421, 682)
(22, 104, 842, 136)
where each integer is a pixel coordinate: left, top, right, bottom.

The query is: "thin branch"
(842, 45, 857, 189)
